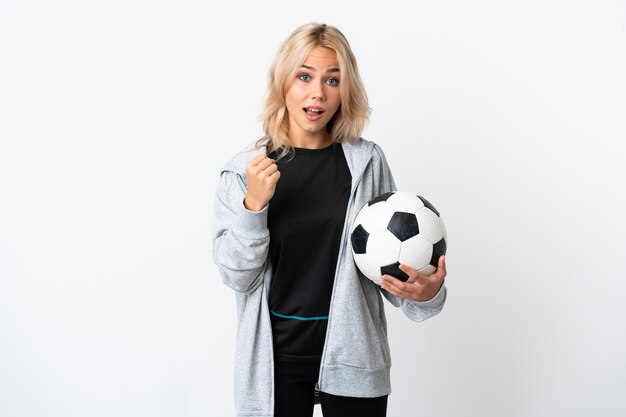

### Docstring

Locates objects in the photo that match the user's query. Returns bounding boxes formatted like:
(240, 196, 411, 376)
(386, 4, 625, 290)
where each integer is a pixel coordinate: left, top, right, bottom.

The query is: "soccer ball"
(350, 191, 447, 285)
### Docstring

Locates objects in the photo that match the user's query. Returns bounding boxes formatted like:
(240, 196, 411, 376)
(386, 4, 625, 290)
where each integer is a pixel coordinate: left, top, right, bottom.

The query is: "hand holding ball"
(350, 191, 447, 285)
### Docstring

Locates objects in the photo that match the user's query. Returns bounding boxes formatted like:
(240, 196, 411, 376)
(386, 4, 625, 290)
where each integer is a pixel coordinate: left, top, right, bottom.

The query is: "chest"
(268, 148, 352, 233)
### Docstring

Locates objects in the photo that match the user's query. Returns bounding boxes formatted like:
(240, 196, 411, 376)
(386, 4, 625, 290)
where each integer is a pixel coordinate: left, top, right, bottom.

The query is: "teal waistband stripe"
(270, 310, 329, 321)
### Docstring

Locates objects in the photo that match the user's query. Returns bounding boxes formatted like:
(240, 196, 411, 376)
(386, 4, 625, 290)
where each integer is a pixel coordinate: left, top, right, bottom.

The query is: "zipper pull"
(314, 383, 321, 405)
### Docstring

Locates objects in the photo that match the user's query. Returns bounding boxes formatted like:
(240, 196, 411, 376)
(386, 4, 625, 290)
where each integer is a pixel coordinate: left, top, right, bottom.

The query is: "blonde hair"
(257, 23, 370, 159)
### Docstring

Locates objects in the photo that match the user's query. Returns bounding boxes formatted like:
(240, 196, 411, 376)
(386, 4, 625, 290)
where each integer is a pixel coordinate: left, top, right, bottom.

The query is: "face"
(284, 45, 341, 148)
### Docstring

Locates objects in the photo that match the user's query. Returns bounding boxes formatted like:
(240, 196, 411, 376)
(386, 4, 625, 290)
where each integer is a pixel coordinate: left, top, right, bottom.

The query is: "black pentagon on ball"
(350, 224, 369, 254)
(381, 262, 410, 282)
(418, 195, 440, 217)
(387, 212, 419, 242)
(430, 238, 447, 267)
(368, 191, 395, 206)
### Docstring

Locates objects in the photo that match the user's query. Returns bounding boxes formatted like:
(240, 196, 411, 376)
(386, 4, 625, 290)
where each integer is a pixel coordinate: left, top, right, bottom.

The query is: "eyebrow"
(301, 64, 340, 73)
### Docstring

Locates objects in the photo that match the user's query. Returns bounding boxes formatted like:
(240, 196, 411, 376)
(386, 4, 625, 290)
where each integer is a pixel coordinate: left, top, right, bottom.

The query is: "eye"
(326, 77, 339, 86)
(298, 73, 311, 82)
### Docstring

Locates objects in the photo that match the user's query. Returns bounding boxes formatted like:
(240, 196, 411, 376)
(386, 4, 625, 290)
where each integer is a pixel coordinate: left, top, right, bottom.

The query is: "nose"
(310, 80, 326, 101)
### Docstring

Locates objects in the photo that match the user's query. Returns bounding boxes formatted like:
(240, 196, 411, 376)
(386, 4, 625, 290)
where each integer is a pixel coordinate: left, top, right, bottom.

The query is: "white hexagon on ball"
(398, 234, 434, 274)
(386, 191, 425, 214)
(415, 206, 444, 243)
(353, 253, 384, 285)
(353, 202, 395, 233)
(366, 229, 401, 266)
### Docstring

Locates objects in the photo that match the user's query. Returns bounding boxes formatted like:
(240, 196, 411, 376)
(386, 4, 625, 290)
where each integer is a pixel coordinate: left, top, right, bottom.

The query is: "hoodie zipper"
(316, 170, 365, 393)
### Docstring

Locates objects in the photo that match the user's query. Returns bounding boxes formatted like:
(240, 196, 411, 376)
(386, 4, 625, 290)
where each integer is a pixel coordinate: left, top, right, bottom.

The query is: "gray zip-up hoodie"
(212, 137, 446, 417)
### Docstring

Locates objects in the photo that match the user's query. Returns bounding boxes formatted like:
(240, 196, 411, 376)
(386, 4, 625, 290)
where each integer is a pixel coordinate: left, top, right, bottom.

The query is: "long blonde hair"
(257, 23, 370, 159)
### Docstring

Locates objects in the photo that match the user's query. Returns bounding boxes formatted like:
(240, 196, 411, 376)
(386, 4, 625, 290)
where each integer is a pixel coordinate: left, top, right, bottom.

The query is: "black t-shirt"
(267, 143, 351, 362)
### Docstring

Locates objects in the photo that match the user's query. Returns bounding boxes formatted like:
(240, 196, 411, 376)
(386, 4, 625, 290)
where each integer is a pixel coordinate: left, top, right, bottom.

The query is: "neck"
(290, 132, 332, 149)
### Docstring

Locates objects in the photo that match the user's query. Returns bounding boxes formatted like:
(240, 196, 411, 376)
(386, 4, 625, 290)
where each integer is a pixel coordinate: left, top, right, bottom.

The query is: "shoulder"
(220, 144, 266, 176)
(342, 137, 390, 166)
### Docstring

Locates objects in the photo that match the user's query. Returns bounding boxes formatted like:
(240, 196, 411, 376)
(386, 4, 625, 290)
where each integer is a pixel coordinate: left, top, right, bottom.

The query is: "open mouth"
(302, 107, 325, 120)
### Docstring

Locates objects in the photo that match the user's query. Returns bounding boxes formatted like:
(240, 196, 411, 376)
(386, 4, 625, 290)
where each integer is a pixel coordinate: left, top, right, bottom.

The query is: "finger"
(398, 263, 427, 283)
(248, 155, 275, 173)
(254, 157, 275, 172)
(269, 169, 281, 182)
(380, 275, 403, 295)
(249, 154, 267, 166)
(432, 255, 447, 280)
(263, 162, 279, 175)
(438, 255, 446, 273)
(381, 274, 417, 294)
(380, 277, 418, 300)
(380, 280, 406, 298)
(265, 170, 281, 186)
(248, 160, 275, 180)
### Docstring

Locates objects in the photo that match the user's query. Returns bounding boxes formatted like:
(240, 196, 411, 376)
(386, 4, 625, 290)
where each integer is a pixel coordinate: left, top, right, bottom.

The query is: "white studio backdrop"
(1, 1, 625, 416)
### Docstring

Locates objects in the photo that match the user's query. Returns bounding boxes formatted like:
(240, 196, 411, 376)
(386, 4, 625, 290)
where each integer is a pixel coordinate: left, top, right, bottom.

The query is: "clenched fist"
(243, 154, 281, 212)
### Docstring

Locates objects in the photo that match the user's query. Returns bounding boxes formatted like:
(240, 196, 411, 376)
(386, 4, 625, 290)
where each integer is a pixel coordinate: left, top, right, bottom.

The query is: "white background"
(1, 1, 625, 416)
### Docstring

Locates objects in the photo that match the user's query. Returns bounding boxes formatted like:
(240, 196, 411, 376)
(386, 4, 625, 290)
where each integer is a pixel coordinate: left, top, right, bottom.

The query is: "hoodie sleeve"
(211, 168, 270, 294)
(371, 144, 447, 322)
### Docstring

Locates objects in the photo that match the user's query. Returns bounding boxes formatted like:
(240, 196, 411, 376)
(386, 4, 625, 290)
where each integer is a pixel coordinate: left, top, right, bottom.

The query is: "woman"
(212, 22, 447, 417)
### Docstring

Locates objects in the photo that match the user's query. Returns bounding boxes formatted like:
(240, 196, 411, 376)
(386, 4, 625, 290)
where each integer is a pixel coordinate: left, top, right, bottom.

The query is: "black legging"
(274, 361, 388, 417)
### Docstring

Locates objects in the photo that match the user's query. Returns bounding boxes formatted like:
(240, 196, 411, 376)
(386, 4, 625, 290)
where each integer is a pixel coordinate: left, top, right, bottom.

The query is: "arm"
(212, 170, 270, 294)
(211, 154, 280, 294)
(370, 144, 447, 321)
